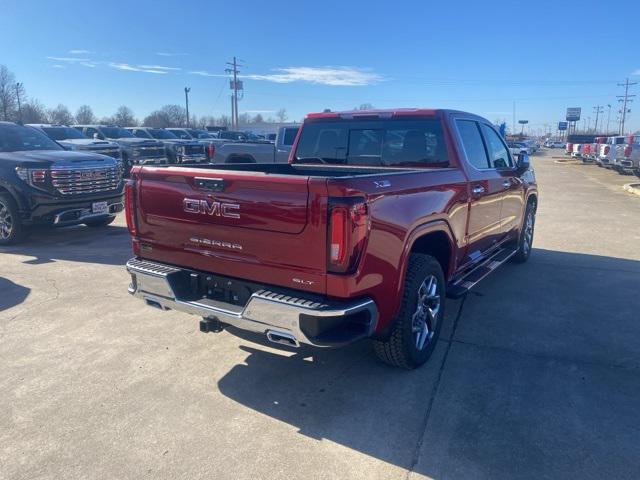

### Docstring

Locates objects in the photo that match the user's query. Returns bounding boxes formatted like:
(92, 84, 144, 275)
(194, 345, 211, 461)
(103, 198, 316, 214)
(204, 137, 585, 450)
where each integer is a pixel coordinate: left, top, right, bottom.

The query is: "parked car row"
(24, 123, 300, 172)
(564, 135, 640, 177)
(0, 121, 125, 245)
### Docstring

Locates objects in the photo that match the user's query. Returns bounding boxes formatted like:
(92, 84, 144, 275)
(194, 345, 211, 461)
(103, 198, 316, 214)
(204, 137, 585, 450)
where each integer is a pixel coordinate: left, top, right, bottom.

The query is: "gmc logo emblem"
(183, 198, 240, 219)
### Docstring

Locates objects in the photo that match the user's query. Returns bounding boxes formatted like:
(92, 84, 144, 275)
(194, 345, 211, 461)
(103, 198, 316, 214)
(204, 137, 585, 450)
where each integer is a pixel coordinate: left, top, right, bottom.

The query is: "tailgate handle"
(194, 177, 225, 191)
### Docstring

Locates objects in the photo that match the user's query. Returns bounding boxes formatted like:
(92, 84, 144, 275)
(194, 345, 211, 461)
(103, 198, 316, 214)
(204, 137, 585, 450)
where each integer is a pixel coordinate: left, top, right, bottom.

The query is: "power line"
(593, 105, 604, 133)
(616, 78, 637, 135)
(225, 57, 244, 129)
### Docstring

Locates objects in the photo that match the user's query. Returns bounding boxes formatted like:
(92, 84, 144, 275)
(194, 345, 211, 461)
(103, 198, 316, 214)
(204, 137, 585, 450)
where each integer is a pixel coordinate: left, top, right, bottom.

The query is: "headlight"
(15, 167, 50, 191)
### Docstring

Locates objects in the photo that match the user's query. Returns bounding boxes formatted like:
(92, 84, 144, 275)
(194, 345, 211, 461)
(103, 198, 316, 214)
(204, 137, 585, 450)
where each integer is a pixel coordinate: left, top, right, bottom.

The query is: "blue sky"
(1, 0, 639, 133)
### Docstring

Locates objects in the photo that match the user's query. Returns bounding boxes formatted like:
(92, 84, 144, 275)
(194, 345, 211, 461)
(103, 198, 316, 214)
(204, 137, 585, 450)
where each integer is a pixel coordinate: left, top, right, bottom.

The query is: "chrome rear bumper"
(126, 258, 378, 348)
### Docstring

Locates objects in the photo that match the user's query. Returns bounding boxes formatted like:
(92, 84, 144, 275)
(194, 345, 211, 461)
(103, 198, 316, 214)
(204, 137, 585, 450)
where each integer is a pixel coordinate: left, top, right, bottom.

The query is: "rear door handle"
(502, 180, 511, 189)
(472, 185, 485, 195)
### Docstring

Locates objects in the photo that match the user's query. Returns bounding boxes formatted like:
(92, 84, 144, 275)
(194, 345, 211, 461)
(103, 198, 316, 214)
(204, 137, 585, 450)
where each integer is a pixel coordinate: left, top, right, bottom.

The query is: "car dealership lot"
(1, 150, 639, 479)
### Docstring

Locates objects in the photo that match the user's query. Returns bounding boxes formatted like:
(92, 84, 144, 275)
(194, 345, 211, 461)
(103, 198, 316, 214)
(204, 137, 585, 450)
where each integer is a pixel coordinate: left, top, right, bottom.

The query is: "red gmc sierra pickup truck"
(125, 109, 538, 369)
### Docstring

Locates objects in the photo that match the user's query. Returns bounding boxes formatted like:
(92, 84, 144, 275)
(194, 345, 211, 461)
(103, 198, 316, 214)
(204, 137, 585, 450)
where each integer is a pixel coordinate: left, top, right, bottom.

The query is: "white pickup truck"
(597, 136, 626, 168)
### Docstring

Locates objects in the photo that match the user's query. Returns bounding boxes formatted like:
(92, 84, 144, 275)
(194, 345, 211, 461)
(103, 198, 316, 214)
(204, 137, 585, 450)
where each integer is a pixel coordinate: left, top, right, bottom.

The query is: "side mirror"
(517, 152, 530, 171)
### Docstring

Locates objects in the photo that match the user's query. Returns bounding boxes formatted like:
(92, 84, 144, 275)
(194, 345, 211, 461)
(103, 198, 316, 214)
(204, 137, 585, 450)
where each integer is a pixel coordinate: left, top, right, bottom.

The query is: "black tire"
(84, 216, 116, 228)
(0, 193, 25, 245)
(373, 253, 445, 369)
(512, 201, 536, 263)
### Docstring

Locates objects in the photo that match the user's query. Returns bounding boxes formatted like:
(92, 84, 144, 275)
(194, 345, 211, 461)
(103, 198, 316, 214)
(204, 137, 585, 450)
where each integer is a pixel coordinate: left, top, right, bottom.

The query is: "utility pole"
(606, 104, 611, 134)
(593, 105, 603, 133)
(184, 87, 191, 128)
(225, 57, 244, 130)
(512, 101, 516, 136)
(616, 78, 637, 135)
(15, 82, 23, 124)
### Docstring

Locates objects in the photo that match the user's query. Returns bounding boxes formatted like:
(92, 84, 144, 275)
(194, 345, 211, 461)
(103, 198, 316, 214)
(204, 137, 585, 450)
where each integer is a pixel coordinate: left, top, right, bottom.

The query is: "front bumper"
(23, 191, 124, 226)
(126, 258, 378, 348)
(53, 200, 123, 225)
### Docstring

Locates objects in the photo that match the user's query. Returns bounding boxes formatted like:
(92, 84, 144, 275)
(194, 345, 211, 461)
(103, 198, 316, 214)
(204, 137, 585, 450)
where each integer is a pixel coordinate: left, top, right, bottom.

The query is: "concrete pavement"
(1, 150, 639, 479)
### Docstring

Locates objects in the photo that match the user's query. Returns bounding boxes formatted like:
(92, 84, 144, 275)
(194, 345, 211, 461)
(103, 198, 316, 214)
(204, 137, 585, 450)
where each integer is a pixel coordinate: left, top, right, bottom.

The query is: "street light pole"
(184, 87, 191, 128)
(15, 82, 23, 124)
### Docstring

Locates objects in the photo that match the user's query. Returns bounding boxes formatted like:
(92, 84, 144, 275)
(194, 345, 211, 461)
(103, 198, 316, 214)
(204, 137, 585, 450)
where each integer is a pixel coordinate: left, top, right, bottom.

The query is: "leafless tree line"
(0, 64, 288, 129)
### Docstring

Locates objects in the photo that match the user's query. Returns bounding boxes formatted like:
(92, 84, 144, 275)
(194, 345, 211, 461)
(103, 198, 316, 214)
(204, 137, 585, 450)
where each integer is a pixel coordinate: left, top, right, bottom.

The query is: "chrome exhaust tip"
(266, 330, 300, 348)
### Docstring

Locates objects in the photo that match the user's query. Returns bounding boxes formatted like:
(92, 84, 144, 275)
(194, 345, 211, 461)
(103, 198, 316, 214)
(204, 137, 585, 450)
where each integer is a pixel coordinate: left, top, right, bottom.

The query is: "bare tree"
(47, 104, 75, 125)
(21, 100, 48, 124)
(76, 105, 96, 124)
(238, 113, 251, 126)
(112, 106, 137, 126)
(276, 108, 288, 123)
(143, 110, 171, 128)
(161, 104, 186, 127)
(252, 113, 264, 124)
(357, 103, 375, 110)
(217, 115, 231, 128)
(0, 65, 17, 121)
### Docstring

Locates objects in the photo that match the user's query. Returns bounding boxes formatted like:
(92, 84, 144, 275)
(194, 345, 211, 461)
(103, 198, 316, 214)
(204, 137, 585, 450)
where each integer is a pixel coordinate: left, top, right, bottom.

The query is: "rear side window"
(456, 120, 489, 169)
(294, 118, 448, 167)
(282, 128, 299, 146)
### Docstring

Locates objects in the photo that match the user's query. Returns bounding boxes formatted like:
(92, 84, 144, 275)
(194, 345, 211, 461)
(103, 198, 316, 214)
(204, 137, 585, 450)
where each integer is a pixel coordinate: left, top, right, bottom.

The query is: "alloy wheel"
(523, 209, 535, 255)
(0, 201, 13, 240)
(411, 275, 441, 350)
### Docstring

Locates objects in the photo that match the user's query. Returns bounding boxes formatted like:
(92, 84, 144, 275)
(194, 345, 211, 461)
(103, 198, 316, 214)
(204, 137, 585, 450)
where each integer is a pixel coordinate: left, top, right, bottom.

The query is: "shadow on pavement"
(0, 277, 30, 312)
(0, 224, 131, 266)
(217, 247, 640, 478)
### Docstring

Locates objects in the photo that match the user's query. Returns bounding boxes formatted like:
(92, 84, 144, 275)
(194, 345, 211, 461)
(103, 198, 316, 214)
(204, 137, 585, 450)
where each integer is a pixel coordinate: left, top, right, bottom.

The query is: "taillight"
(327, 199, 369, 274)
(124, 178, 138, 237)
(624, 146, 632, 157)
(207, 143, 215, 159)
(604, 146, 610, 155)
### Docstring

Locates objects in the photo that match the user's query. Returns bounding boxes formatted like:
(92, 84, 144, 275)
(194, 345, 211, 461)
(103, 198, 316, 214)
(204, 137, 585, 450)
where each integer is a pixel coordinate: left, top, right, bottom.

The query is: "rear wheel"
(0, 194, 25, 245)
(373, 254, 445, 369)
(84, 216, 116, 228)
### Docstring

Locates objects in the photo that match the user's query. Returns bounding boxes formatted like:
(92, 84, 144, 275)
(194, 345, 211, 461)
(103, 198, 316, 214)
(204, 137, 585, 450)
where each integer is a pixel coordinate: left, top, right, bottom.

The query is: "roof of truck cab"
(305, 108, 487, 121)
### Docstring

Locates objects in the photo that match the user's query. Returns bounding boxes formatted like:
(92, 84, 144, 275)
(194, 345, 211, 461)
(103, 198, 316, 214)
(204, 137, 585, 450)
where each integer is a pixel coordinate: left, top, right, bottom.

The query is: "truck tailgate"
(133, 166, 329, 294)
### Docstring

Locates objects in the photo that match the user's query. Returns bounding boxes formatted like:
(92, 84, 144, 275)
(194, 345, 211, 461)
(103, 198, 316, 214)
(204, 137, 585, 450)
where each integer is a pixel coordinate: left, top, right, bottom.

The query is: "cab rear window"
(293, 118, 449, 167)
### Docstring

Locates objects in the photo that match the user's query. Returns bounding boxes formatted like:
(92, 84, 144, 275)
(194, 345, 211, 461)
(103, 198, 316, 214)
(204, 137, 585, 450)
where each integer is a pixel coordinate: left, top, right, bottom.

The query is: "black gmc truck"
(0, 122, 124, 245)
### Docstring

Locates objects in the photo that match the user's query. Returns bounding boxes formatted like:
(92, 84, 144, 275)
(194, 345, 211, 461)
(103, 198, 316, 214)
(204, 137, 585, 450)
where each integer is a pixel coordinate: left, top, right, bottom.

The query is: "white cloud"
(244, 110, 276, 114)
(107, 62, 170, 74)
(246, 66, 383, 86)
(68, 49, 92, 55)
(188, 70, 224, 77)
(52, 64, 66, 69)
(156, 52, 189, 57)
(137, 65, 181, 71)
(188, 66, 383, 86)
(46, 56, 90, 63)
(80, 62, 97, 68)
(632, 69, 640, 76)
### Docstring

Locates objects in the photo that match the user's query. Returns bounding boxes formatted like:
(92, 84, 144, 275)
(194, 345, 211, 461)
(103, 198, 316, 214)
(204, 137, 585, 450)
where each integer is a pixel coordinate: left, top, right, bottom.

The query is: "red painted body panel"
(128, 109, 538, 336)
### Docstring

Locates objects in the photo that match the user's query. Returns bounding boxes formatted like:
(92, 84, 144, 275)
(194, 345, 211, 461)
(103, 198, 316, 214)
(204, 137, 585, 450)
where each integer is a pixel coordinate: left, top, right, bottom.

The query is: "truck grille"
(50, 166, 121, 196)
(86, 147, 121, 159)
(134, 146, 165, 158)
